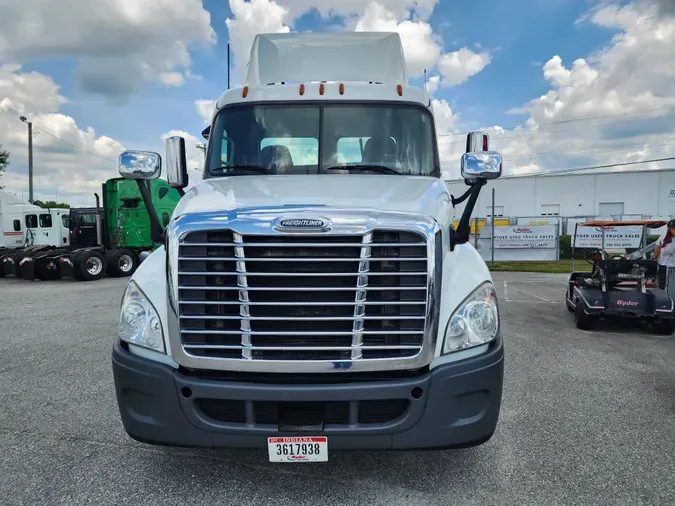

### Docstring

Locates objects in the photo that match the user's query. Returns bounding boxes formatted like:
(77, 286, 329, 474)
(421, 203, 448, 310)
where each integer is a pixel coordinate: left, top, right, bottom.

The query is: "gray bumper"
(112, 336, 504, 450)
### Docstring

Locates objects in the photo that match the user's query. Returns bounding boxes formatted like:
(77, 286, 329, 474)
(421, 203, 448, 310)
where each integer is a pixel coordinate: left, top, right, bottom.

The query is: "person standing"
(653, 219, 675, 300)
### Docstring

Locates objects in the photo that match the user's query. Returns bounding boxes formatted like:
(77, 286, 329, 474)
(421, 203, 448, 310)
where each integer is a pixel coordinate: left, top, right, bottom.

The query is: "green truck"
(1, 177, 182, 282)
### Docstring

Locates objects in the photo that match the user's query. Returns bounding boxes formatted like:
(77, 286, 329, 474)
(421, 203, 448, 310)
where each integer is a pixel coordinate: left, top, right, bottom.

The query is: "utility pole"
(196, 143, 207, 159)
(19, 116, 34, 204)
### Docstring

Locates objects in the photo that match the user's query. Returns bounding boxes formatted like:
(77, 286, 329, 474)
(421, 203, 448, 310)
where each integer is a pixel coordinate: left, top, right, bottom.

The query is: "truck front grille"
(177, 229, 428, 361)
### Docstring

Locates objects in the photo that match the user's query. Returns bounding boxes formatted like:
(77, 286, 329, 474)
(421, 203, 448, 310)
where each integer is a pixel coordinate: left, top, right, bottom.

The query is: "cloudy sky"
(1, 0, 674, 205)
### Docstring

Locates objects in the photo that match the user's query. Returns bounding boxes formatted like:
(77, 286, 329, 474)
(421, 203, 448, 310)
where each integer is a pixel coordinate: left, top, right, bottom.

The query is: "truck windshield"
(206, 103, 438, 177)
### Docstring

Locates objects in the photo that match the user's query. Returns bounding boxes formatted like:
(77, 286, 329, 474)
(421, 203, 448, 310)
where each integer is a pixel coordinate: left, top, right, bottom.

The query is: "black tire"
(35, 258, 62, 281)
(106, 249, 138, 278)
(575, 302, 596, 330)
(74, 250, 107, 281)
(651, 319, 675, 336)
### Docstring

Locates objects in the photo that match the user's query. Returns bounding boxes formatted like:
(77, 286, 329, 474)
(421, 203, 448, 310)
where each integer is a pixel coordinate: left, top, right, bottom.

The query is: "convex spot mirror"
(461, 131, 502, 181)
(118, 150, 161, 180)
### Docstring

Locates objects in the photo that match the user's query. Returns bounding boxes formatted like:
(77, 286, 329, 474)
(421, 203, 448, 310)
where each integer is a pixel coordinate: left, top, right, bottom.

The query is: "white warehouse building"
(445, 168, 675, 235)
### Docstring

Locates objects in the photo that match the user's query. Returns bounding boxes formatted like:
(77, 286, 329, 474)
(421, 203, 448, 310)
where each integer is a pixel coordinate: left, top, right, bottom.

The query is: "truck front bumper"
(112, 336, 504, 450)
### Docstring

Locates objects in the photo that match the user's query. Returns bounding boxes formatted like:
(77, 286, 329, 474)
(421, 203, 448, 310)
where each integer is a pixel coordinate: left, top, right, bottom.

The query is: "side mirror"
(461, 152, 503, 180)
(202, 125, 210, 140)
(166, 136, 189, 189)
(118, 150, 161, 180)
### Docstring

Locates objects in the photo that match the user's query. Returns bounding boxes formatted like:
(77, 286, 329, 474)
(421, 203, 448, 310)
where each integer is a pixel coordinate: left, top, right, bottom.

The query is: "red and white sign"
(574, 225, 643, 249)
(268, 436, 328, 463)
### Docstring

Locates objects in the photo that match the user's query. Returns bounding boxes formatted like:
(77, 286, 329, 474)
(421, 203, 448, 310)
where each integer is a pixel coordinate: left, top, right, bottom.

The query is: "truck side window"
(39, 214, 53, 228)
(25, 214, 38, 228)
(13, 220, 21, 232)
(62, 215, 69, 228)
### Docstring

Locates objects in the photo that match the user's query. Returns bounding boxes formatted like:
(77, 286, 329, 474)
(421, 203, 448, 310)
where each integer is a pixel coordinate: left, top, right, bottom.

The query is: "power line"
(33, 126, 118, 163)
(437, 107, 675, 140)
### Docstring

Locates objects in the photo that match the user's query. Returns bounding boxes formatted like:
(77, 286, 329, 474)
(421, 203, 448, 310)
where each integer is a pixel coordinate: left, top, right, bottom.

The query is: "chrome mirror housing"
(118, 151, 161, 180)
(461, 152, 503, 180)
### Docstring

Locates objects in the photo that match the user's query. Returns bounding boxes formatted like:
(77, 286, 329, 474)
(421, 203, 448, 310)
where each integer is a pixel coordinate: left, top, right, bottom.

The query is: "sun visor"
(245, 32, 408, 86)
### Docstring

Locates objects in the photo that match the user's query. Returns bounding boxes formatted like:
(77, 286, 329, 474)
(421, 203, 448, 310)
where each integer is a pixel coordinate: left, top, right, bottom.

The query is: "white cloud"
(0, 0, 215, 102)
(0, 65, 125, 205)
(195, 99, 218, 125)
(437, 47, 492, 87)
(354, 2, 442, 77)
(426, 75, 441, 95)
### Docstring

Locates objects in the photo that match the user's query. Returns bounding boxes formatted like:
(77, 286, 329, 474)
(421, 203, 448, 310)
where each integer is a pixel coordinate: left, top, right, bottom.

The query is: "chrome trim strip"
(178, 285, 426, 292)
(166, 205, 441, 373)
(352, 232, 371, 360)
(182, 242, 424, 247)
(178, 256, 425, 262)
(233, 232, 252, 359)
(183, 345, 421, 351)
(178, 271, 427, 277)
(179, 315, 425, 321)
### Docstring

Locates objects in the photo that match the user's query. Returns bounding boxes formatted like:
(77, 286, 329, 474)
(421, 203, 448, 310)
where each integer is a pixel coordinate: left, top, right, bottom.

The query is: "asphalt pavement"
(1, 272, 675, 505)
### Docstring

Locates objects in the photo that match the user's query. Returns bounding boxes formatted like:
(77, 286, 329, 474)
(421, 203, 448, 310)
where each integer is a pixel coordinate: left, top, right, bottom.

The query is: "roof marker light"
(299, 84, 305, 96)
(242, 86, 249, 98)
(319, 83, 325, 95)
(397, 84, 403, 96)
(339, 83, 344, 95)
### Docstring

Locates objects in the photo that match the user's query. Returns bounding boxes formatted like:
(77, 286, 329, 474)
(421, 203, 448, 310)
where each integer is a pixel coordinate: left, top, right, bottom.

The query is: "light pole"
(20, 116, 34, 204)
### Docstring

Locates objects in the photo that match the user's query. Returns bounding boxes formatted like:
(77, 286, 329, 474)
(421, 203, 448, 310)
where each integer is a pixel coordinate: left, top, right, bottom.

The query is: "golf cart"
(565, 220, 675, 334)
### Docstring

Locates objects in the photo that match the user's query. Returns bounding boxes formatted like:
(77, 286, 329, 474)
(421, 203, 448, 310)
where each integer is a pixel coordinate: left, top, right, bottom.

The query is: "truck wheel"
(75, 250, 107, 281)
(651, 319, 675, 336)
(575, 303, 596, 331)
(107, 249, 138, 278)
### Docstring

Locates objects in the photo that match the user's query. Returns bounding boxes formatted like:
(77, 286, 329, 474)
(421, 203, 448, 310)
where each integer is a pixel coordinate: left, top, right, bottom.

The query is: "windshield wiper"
(213, 164, 275, 175)
(325, 164, 400, 175)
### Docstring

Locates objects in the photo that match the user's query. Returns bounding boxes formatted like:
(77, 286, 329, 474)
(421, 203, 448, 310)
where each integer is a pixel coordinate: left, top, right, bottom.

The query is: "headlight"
(443, 281, 499, 354)
(119, 281, 165, 353)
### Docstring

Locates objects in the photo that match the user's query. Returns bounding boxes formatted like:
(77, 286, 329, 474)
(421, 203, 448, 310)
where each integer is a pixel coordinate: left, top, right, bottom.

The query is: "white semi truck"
(112, 32, 505, 461)
(0, 190, 69, 250)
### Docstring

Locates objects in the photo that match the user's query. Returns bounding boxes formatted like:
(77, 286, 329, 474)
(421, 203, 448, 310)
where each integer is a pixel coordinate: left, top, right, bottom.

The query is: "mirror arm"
(136, 180, 166, 244)
(453, 179, 486, 247)
(451, 187, 473, 206)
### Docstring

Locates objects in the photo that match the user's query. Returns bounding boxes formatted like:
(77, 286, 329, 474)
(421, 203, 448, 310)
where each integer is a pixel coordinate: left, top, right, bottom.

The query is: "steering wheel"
(584, 248, 607, 265)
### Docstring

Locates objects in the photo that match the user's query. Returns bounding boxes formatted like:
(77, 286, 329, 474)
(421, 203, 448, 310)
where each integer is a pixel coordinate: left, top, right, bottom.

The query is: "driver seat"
(362, 136, 397, 164)
(259, 145, 294, 173)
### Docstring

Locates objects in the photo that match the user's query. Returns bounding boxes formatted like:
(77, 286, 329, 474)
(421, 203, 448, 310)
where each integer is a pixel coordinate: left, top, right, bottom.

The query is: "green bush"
(558, 235, 589, 260)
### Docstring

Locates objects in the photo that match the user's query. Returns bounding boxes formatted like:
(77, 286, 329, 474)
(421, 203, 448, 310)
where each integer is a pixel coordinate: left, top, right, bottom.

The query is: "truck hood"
(173, 175, 453, 225)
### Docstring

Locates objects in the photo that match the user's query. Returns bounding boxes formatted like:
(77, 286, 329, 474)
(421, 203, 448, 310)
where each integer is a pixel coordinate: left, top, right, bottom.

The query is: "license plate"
(267, 436, 328, 463)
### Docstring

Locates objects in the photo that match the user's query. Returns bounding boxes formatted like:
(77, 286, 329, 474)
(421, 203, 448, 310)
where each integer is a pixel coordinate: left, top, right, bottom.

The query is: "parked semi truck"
(112, 32, 505, 460)
(1, 177, 181, 281)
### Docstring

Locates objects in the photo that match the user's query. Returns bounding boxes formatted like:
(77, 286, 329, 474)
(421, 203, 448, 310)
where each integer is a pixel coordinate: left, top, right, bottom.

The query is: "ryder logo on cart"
(616, 300, 639, 307)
